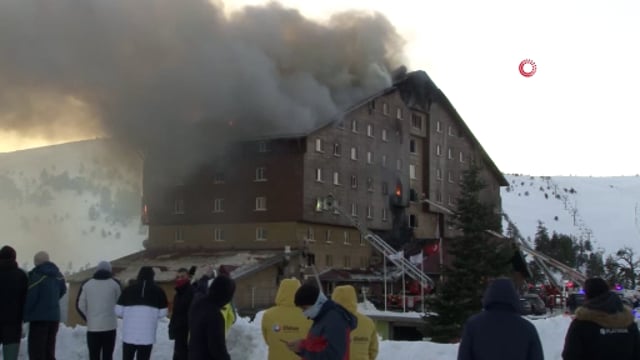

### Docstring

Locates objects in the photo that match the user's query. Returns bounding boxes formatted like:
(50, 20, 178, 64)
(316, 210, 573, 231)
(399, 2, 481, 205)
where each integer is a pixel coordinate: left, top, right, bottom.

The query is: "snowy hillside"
(501, 174, 640, 257)
(0, 140, 146, 272)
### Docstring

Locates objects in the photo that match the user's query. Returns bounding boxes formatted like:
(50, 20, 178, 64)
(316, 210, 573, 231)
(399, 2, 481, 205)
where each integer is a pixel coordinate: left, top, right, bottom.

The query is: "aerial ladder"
(322, 194, 436, 289)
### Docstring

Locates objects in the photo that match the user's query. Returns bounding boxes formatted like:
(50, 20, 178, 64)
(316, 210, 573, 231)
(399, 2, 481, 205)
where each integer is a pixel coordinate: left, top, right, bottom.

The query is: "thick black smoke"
(0, 0, 405, 164)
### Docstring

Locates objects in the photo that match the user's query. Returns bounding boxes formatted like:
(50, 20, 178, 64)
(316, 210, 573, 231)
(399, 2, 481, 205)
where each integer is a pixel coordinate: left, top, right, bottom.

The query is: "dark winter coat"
(562, 291, 640, 360)
(457, 278, 544, 360)
(188, 276, 235, 360)
(296, 299, 358, 360)
(169, 282, 195, 340)
(24, 261, 67, 322)
(0, 258, 28, 342)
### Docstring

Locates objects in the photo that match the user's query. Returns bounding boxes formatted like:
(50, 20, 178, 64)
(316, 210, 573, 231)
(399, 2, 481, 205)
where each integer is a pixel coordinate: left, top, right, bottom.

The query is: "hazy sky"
(225, 0, 639, 176)
(2, 0, 637, 177)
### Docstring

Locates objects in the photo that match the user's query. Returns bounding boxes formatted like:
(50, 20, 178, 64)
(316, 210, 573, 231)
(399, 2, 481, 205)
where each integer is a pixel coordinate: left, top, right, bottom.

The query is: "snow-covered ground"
(14, 312, 576, 360)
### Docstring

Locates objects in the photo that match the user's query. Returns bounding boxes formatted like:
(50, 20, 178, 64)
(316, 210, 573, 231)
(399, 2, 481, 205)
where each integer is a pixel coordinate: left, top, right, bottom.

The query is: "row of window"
(323, 254, 368, 269)
(305, 227, 367, 245)
(174, 226, 269, 242)
(174, 196, 267, 214)
(314, 198, 389, 222)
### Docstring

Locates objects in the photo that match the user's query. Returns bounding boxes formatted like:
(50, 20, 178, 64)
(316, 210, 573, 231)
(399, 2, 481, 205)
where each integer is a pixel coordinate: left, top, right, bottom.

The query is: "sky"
(2, 0, 638, 177)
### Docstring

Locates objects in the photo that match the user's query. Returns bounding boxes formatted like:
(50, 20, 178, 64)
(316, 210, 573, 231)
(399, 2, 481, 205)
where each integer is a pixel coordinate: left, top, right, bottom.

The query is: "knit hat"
(0, 246, 17, 261)
(295, 283, 320, 307)
(208, 275, 236, 307)
(584, 277, 610, 299)
(96, 261, 112, 273)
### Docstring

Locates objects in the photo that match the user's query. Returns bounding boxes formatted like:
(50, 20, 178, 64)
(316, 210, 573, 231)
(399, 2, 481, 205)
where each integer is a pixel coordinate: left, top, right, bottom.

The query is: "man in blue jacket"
(288, 282, 357, 360)
(24, 251, 67, 360)
(457, 277, 543, 360)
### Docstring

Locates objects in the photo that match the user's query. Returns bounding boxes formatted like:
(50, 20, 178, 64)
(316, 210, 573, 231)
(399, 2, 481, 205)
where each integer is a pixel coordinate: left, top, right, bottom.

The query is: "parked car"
(523, 294, 547, 315)
(519, 298, 533, 315)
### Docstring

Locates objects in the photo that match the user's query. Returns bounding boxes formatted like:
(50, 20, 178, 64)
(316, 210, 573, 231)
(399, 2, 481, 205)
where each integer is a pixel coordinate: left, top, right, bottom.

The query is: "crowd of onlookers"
(1, 244, 639, 360)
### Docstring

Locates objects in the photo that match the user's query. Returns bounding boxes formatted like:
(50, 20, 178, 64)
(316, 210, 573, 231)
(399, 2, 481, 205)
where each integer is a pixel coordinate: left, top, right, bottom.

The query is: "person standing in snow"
(115, 266, 168, 360)
(332, 285, 379, 360)
(561, 277, 640, 360)
(188, 275, 236, 360)
(76, 260, 121, 360)
(287, 282, 357, 360)
(261, 278, 312, 360)
(169, 268, 195, 360)
(0, 246, 28, 360)
(24, 251, 67, 360)
(457, 277, 543, 360)
(193, 265, 237, 335)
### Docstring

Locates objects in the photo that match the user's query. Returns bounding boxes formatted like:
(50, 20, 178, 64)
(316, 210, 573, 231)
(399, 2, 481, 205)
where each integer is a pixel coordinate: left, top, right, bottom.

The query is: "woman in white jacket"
(115, 266, 168, 360)
(76, 261, 122, 360)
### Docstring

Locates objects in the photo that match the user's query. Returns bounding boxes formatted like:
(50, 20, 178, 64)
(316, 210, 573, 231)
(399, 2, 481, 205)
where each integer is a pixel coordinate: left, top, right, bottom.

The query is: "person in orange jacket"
(332, 285, 379, 360)
(261, 278, 312, 360)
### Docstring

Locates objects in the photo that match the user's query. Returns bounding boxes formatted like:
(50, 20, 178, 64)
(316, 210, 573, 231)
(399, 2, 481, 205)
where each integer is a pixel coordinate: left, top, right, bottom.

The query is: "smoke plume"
(0, 0, 405, 164)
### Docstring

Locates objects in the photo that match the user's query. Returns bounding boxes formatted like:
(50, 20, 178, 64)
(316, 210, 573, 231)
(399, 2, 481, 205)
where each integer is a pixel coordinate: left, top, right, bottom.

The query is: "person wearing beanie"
(458, 277, 543, 360)
(261, 278, 312, 360)
(115, 266, 168, 360)
(188, 275, 236, 360)
(24, 250, 67, 360)
(0, 246, 28, 360)
(562, 277, 640, 360)
(169, 268, 194, 360)
(76, 260, 121, 360)
(286, 282, 357, 360)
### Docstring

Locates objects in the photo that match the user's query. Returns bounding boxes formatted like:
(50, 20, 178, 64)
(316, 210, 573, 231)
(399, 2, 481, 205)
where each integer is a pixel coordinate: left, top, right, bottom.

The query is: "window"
(448, 194, 455, 205)
(436, 168, 442, 180)
(351, 203, 358, 216)
(436, 192, 442, 203)
(448, 126, 455, 136)
(436, 144, 441, 156)
(382, 182, 389, 195)
(409, 214, 417, 228)
(174, 198, 185, 214)
(360, 256, 367, 268)
(333, 172, 341, 185)
(256, 227, 267, 241)
(382, 208, 388, 221)
(367, 124, 374, 137)
(343, 231, 351, 244)
(333, 143, 342, 156)
(367, 177, 374, 192)
(213, 198, 224, 213)
(367, 151, 373, 164)
(258, 141, 269, 152)
(448, 171, 454, 183)
(436, 121, 442, 132)
(343, 256, 351, 268)
(396, 159, 402, 171)
(383, 102, 389, 115)
(351, 120, 358, 133)
(411, 114, 423, 129)
(459, 151, 464, 163)
(315, 197, 323, 212)
(350, 147, 358, 160)
(325, 254, 333, 267)
(381, 129, 388, 141)
(315, 168, 323, 182)
(448, 148, 453, 159)
(410, 139, 417, 154)
(381, 155, 387, 167)
(174, 228, 183, 242)
(255, 197, 267, 211)
(366, 206, 373, 219)
(255, 167, 266, 181)
(315, 138, 323, 152)
(307, 227, 315, 241)
(214, 171, 225, 184)
(459, 173, 464, 184)
(410, 164, 417, 179)
(396, 108, 403, 120)
(350, 175, 358, 189)
(214, 228, 224, 241)
(360, 235, 366, 246)
(325, 229, 332, 243)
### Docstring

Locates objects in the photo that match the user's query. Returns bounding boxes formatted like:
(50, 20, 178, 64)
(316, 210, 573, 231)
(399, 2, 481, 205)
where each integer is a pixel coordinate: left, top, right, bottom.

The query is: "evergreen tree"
(534, 221, 551, 253)
(586, 252, 605, 278)
(604, 255, 621, 285)
(425, 164, 512, 342)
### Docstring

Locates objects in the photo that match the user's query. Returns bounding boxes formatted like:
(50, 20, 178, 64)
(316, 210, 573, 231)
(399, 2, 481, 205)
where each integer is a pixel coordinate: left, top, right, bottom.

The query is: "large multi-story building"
(141, 70, 507, 276)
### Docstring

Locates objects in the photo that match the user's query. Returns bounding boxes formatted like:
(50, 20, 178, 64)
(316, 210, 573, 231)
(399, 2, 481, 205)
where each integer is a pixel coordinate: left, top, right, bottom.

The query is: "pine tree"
(586, 252, 605, 278)
(425, 164, 512, 342)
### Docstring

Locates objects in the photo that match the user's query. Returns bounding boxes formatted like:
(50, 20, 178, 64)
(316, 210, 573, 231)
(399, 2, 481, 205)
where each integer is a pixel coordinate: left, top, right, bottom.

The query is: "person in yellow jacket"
(332, 285, 379, 360)
(221, 302, 236, 335)
(261, 278, 312, 360)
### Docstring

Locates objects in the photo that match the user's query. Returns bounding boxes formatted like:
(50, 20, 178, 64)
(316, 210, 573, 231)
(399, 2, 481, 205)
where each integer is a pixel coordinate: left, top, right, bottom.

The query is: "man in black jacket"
(0, 246, 28, 360)
(458, 277, 544, 360)
(188, 275, 235, 360)
(169, 268, 194, 360)
(562, 277, 640, 360)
